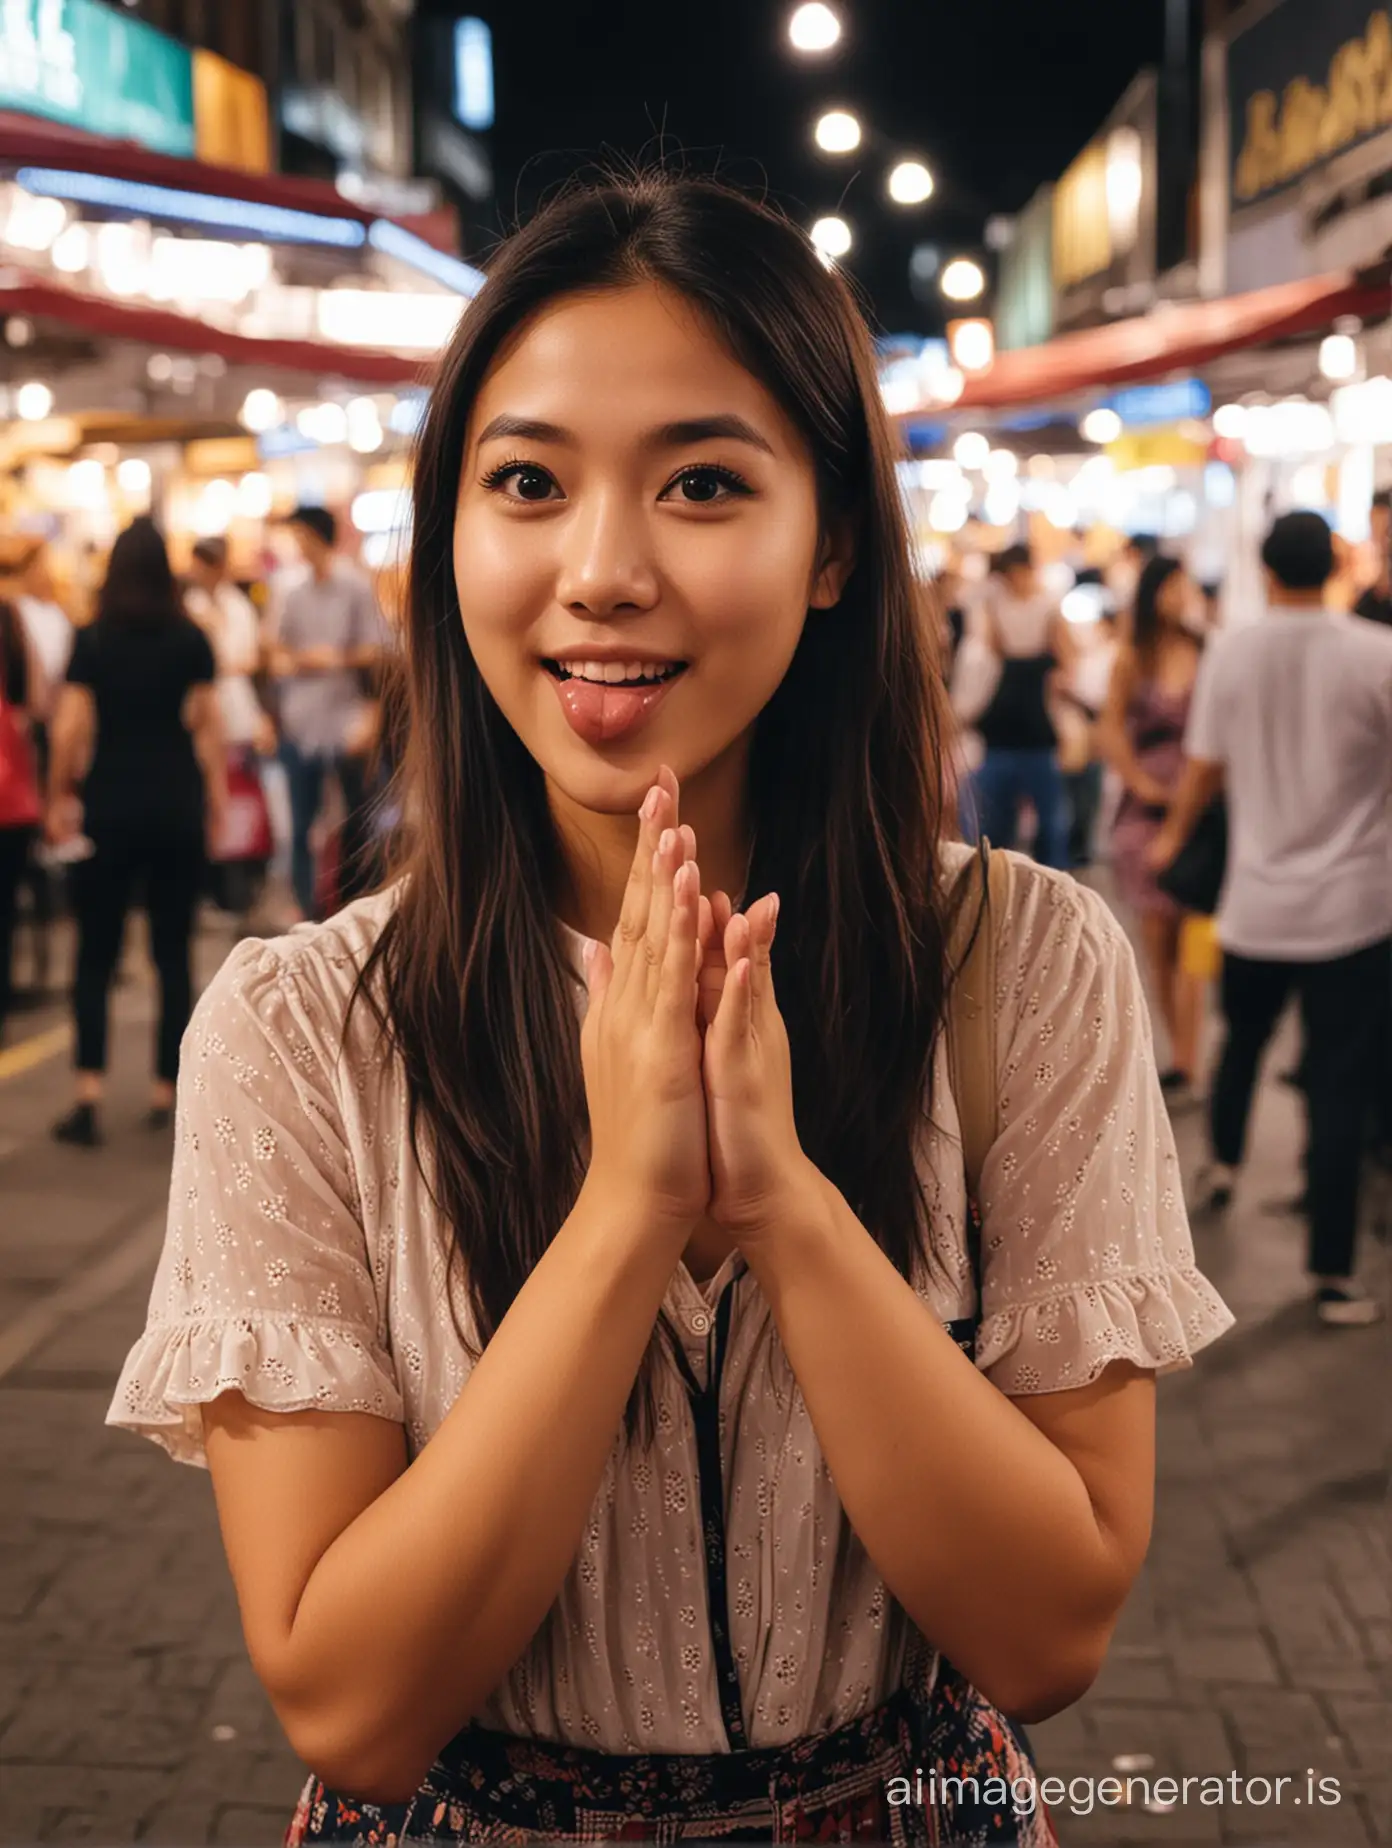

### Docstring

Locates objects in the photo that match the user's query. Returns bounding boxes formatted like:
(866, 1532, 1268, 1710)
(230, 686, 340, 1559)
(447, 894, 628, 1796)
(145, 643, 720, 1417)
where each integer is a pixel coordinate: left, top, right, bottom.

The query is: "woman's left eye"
(663, 466, 753, 505)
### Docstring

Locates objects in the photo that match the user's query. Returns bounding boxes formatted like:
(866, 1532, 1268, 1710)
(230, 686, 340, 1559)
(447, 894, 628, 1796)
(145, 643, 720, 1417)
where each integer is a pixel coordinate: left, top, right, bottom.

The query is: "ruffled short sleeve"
(973, 860, 1235, 1395)
(107, 937, 404, 1467)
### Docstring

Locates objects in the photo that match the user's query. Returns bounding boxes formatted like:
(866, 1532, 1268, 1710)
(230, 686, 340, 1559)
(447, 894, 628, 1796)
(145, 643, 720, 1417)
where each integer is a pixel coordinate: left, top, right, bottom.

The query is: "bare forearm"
(745, 1173, 1128, 1714)
(48, 723, 86, 800)
(278, 1179, 685, 1795)
(194, 720, 227, 807)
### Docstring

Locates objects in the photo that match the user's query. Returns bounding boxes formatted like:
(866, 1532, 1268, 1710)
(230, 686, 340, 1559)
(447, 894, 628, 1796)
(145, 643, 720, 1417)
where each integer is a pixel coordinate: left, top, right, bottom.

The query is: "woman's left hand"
(701, 893, 824, 1241)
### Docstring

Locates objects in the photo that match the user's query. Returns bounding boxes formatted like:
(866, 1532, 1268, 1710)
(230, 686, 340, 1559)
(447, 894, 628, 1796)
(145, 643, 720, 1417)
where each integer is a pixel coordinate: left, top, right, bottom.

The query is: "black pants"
(0, 824, 32, 1039)
(72, 828, 204, 1082)
(1211, 937, 1392, 1278)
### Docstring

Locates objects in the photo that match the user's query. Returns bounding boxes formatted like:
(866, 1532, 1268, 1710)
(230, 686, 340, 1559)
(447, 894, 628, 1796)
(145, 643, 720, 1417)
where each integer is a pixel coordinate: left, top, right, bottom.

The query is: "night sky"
(472, 0, 1166, 337)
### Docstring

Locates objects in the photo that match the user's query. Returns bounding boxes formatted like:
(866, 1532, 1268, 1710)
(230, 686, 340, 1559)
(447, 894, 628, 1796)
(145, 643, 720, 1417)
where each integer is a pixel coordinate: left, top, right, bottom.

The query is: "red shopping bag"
(0, 691, 41, 829)
(211, 747, 273, 863)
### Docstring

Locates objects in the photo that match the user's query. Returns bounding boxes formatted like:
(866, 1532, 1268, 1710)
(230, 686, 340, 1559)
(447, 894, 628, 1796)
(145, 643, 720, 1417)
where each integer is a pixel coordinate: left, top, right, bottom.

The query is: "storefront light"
(240, 388, 283, 434)
(117, 458, 152, 493)
(51, 222, 90, 273)
(1290, 462, 1331, 509)
(16, 381, 54, 421)
(1318, 334, 1358, 383)
(811, 216, 852, 259)
(1331, 377, 1392, 445)
(983, 448, 1018, 483)
(193, 479, 238, 536)
(347, 397, 384, 455)
(66, 459, 107, 509)
(351, 488, 412, 535)
(953, 431, 990, 470)
(928, 491, 970, 533)
(318, 290, 464, 351)
(983, 481, 1020, 526)
(4, 189, 67, 251)
(238, 472, 274, 518)
(941, 258, 985, 303)
(96, 221, 146, 297)
(1080, 407, 1122, 445)
(1042, 483, 1077, 528)
(17, 168, 367, 250)
(1026, 453, 1056, 479)
(1243, 399, 1335, 458)
(1212, 403, 1247, 440)
(1104, 128, 1143, 249)
(148, 237, 271, 305)
(297, 402, 349, 446)
(949, 318, 994, 374)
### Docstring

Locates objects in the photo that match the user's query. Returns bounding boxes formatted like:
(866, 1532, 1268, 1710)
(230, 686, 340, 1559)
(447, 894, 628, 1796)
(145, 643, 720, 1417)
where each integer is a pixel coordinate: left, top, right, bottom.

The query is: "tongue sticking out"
(553, 673, 680, 747)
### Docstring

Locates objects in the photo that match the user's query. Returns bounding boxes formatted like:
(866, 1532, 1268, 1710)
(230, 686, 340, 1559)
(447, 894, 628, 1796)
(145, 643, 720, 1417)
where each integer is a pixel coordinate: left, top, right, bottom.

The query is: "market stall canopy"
(0, 111, 459, 254)
(0, 270, 429, 387)
(908, 269, 1392, 415)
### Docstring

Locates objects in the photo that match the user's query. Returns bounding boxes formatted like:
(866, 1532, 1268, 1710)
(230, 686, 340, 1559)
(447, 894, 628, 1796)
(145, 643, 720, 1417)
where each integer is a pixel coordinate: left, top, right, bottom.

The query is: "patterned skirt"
(284, 1658, 1059, 1846)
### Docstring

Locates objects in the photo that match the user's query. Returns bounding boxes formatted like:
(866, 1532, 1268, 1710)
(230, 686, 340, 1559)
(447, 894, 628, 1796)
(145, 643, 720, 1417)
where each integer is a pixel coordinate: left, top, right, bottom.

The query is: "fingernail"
(641, 789, 659, 822)
(768, 892, 780, 924)
(582, 939, 596, 969)
(658, 828, 676, 855)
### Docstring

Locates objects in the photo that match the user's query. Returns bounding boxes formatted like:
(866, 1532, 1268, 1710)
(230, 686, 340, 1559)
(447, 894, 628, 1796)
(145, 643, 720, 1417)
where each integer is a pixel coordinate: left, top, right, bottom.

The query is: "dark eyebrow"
(475, 412, 776, 457)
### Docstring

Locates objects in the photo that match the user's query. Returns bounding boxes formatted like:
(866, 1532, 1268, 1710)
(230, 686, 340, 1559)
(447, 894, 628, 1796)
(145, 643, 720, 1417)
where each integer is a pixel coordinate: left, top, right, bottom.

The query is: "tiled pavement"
(0, 910, 1387, 1847)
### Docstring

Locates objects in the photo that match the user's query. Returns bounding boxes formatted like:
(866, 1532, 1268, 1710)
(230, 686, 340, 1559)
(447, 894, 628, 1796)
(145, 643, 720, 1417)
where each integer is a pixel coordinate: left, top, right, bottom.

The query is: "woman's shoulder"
(190, 885, 405, 1068)
(940, 844, 1132, 990)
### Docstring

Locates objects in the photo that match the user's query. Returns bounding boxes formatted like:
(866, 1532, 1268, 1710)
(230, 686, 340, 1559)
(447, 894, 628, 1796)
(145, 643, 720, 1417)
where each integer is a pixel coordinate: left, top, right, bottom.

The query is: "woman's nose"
(554, 493, 660, 615)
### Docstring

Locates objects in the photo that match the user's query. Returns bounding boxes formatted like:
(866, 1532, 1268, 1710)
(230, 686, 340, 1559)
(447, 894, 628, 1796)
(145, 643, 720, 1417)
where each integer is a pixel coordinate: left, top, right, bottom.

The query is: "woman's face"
(1157, 567, 1194, 627)
(453, 281, 852, 815)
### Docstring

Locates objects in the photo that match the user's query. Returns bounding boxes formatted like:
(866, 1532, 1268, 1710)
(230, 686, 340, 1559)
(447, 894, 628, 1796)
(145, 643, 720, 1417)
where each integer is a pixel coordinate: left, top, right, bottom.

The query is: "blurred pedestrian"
(185, 537, 272, 756)
(1354, 488, 1391, 628)
(268, 506, 391, 920)
(962, 542, 1076, 868)
(46, 518, 227, 1147)
(10, 539, 72, 717)
(1152, 512, 1392, 1325)
(0, 595, 43, 1041)
(1101, 557, 1207, 1101)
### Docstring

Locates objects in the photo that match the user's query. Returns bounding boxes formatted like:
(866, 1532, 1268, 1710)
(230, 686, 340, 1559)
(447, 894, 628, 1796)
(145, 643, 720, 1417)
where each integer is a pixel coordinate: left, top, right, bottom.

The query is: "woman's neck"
(549, 736, 756, 945)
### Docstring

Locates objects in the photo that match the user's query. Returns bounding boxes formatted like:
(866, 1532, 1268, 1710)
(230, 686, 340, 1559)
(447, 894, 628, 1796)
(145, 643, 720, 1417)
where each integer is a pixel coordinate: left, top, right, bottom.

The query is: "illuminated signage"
(1105, 380, 1211, 425)
(0, 0, 195, 157)
(1230, 3, 1392, 206)
(454, 18, 494, 132)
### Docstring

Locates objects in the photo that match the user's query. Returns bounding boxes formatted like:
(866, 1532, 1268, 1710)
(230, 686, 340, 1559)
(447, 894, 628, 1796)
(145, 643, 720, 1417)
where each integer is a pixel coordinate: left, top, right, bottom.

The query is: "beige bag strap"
(946, 841, 1010, 1199)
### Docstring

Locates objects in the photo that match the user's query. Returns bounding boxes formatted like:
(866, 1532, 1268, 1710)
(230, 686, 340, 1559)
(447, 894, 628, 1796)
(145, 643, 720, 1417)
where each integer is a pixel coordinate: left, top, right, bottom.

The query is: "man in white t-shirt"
(1152, 512, 1392, 1327)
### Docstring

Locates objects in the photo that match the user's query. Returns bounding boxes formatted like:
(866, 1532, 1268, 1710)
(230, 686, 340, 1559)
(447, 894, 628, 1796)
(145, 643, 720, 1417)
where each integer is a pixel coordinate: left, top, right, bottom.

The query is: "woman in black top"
(47, 518, 227, 1145)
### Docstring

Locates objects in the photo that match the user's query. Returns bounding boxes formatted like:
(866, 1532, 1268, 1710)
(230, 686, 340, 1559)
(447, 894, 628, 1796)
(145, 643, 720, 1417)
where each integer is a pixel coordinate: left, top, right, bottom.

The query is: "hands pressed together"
(579, 765, 824, 1248)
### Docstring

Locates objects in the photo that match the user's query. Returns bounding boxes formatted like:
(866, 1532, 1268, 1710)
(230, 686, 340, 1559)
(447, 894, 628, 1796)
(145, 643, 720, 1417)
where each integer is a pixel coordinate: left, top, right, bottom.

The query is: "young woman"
(109, 174, 1233, 1846)
(1100, 555, 1207, 1102)
(961, 545, 1076, 870)
(0, 596, 43, 1040)
(48, 518, 226, 1144)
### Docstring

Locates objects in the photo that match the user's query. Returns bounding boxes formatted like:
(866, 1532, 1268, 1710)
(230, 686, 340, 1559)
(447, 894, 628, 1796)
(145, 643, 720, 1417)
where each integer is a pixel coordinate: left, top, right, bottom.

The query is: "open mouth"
(542, 661, 688, 686)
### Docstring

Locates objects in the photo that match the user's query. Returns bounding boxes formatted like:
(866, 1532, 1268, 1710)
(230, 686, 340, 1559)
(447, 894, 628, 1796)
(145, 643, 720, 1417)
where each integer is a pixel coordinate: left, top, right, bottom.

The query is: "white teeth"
(559, 659, 679, 684)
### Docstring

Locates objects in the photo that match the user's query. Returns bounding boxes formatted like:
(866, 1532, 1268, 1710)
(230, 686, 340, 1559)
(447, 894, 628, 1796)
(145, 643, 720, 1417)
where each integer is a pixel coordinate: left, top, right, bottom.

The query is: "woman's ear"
(809, 517, 857, 610)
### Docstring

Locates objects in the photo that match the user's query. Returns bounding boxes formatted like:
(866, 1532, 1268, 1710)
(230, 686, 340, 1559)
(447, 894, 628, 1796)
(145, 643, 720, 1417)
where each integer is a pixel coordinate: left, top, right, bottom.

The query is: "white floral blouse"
(108, 844, 1234, 1754)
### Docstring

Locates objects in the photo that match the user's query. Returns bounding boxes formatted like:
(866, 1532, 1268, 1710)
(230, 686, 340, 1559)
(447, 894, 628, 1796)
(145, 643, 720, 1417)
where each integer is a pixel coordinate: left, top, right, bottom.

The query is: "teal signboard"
(0, 0, 195, 159)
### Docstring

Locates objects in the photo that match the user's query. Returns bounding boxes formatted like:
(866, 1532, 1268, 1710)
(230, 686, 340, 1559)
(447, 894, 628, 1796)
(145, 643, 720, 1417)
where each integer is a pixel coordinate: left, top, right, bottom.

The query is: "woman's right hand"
(580, 768, 711, 1233)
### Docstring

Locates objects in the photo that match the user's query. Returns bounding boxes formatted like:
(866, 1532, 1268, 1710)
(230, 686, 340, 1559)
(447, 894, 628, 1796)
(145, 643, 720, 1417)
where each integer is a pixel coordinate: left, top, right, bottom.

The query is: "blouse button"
(689, 1310, 711, 1335)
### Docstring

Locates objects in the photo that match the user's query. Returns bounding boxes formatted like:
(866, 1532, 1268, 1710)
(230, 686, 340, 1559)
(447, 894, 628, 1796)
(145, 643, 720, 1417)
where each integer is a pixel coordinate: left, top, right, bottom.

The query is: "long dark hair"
(358, 170, 961, 1433)
(97, 517, 184, 626)
(1132, 553, 1182, 670)
(0, 599, 27, 708)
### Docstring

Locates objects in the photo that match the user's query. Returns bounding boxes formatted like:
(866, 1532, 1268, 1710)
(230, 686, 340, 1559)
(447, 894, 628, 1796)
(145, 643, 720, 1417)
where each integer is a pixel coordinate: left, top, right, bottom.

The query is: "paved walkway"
(0, 910, 1387, 1846)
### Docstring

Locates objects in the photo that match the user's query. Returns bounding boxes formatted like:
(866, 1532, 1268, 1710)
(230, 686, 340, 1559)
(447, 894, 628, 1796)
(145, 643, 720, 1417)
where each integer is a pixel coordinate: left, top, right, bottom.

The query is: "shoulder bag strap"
(946, 840, 1010, 1199)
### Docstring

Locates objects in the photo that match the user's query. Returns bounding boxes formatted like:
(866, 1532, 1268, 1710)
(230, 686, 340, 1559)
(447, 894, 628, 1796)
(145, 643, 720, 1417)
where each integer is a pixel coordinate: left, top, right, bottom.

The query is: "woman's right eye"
(481, 461, 561, 503)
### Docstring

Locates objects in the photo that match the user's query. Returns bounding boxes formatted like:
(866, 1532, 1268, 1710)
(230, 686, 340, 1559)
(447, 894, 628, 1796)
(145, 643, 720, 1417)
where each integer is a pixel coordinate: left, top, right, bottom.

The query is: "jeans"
(280, 740, 374, 918)
(71, 827, 204, 1082)
(1064, 762, 1104, 869)
(1210, 936, 1391, 1278)
(965, 747, 1069, 870)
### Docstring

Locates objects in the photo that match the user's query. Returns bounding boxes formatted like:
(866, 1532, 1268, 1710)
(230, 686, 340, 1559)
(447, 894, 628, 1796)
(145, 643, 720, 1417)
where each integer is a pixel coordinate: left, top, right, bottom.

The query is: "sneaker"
(1190, 1164, 1235, 1216)
(52, 1102, 102, 1148)
(1313, 1281, 1385, 1327)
